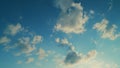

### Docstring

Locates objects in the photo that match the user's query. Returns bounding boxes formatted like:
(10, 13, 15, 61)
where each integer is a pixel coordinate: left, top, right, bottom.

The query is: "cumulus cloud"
(55, 49, 97, 67)
(55, 38, 74, 51)
(4, 23, 22, 36)
(32, 35, 42, 45)
(0, 23, 44, 64)
(15, 37, 36, 55)
(26, 57, 34, 63)
(36, 48, 48, 60)
(64, 51, 81, 64)
(54, 0, 89, 34)
(81, 50, 97, 63)
(5, 35, 42, 56)
(0, 36, 10, 44)
(93, 19, 120, 40)
(55, 38, 71, 45)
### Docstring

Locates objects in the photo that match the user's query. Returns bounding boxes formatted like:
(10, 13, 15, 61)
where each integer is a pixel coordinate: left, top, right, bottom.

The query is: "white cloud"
(55, 38, 74, 51)
(55, 38, 72, 46)
(16, 37, 36, 54)
(55, 38, 60, 43)
(54, 0, 89, 34)
(12, 35, 43, 56)
(54, 50, 119, 68)
(36, 48, 48, 60)
(54, 50, 98, 68)
(93, 19, 120, 40)
(26, 57, 34, 63)
(0, 36, 10, 44)
(4, 23, 22, 36)
(32, 35, 42, 44)
(81, 50, 97, 63)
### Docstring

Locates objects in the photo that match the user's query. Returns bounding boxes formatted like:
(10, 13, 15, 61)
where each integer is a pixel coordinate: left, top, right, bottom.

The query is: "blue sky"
(0, 0, 120, 68)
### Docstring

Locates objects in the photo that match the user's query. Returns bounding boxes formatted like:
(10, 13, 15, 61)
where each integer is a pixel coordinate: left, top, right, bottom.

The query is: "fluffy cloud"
(93, 19, 120, 40)
(64, 51, 81, 64)
(54, 0, 88, 34)
(55, 49, 97, 67)
(14, 35, 42, 56)
(32, 35, 42, 45)
(55, 38, 74, 51)
(55, 38, 71, 45)
(36, 48, 48, 60)
(4, 23, 22, 36)
(81, 50, 97, 63)
(16, 37, 36, 55)
(0, 36, 10, 44)
(1, 35, 43, 56)
(64, 50, 97, 65)
(55, 37, 90, 65)
(26, 57, 34, 63)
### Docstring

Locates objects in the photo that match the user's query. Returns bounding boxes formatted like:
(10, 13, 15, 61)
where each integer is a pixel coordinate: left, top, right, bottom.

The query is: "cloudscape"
(0, 0, 120, 68)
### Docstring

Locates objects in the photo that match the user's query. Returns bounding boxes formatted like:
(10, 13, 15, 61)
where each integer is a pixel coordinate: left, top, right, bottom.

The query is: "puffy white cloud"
(0, 36, 10, 44)
(32, 35, 42, 44)
(55, 38, 60, 43)
(55, 50, 97, 67)
(81, 50, 97, 63)
(54, 0, 88, 34)
(59, 49, 97, 65)
(55, 38, 72, 45)
(26, 57, 34, 63)
(93, 19, 120, 40)
(4, 23, 22, 36)
(86, 50, 97, 59)
(55, 38, 74, 51)
(16, 37, 36, 54)
(13, 35, 42, 56)
(36, 48, 48, 60)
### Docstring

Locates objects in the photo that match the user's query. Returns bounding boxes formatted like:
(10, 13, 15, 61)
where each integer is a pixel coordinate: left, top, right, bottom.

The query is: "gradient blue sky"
(0, 0, 120, 68)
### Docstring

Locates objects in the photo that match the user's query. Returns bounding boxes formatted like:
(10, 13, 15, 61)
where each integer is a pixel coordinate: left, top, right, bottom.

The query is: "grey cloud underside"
(64, 51, 80, 64)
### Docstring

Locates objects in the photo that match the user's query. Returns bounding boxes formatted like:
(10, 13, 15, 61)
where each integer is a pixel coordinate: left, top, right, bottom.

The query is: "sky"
(0, 0, 120, 68)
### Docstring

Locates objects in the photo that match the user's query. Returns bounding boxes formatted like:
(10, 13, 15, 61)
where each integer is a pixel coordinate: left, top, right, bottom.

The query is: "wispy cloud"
(0, 36, 10, 44)
(36, 48, 48, 60)
(26, 57, 34, 64)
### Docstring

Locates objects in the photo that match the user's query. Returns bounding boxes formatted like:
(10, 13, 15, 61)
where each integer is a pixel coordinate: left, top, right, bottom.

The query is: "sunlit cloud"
(54, 0, 89, 34)
(4, 23, 22, 36)
(93, 18, 120, 40)
(0, 36, 10, 44)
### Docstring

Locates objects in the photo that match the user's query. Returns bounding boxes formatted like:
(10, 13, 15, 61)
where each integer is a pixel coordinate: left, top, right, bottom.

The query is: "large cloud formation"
(54, 0, 88, 34)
